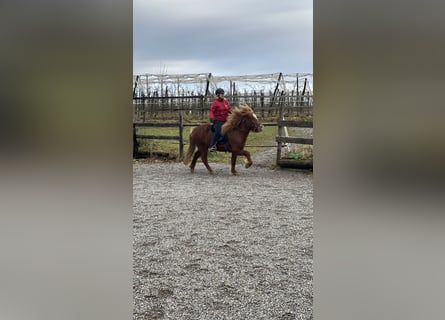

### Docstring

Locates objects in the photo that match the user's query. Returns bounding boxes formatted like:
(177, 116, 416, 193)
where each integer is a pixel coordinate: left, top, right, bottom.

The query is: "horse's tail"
(183, 127, 196, 165)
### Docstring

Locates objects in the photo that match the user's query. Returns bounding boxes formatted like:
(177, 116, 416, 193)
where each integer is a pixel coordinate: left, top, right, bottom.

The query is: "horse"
(183, 104, 264, 175)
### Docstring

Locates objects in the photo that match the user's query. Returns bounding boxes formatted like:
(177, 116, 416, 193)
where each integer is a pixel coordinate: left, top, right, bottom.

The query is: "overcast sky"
(133, 0, 312, 76)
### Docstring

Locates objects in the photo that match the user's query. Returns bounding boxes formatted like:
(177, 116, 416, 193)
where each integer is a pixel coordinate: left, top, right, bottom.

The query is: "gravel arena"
(133, 149, 313, 320)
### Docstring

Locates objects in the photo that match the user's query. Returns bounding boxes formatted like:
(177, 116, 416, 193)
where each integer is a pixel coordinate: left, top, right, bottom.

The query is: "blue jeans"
(210, 120, 224, 147)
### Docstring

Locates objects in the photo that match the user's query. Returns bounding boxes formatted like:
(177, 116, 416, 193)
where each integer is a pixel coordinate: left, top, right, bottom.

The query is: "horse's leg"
(230, 153, 238, 175)
(241, 150, 253, 168)
(230, 150, 252, 175)
(199, 146, 214, 174)
(190, 150, 201, 173)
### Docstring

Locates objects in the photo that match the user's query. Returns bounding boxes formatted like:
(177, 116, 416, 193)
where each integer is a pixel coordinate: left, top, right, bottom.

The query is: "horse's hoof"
(231, 171, 238, 176)
(245, 162, 252, 168)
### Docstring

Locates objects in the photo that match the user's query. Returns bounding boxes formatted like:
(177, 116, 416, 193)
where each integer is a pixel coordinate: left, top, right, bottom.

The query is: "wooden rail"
(133, 112, 185, 160)
(276, 137, 313, 145)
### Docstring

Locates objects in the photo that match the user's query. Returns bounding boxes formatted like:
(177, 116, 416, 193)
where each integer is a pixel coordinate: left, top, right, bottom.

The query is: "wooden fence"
(276, 105, 313, 169)
(133, 106, 313, 169)
(133, 112, 187, 160)
(133, 120, 282, 161)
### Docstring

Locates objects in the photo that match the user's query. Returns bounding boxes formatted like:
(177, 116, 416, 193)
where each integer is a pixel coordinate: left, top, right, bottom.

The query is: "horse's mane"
(222, 104, 254, 134)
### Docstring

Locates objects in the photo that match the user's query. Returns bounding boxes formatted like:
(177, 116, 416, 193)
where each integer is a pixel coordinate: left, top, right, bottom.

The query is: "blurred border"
(315, 0, 445, 319)
(0, 1, 133, 320)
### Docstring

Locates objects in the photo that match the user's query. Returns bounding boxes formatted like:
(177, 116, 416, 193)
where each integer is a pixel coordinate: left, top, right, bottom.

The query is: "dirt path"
(133, 151, 313, 319)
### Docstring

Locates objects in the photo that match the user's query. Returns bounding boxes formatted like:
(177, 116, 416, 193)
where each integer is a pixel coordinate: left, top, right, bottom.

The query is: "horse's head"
(222, 104, 264, 134)
(249, 111, 264, 132)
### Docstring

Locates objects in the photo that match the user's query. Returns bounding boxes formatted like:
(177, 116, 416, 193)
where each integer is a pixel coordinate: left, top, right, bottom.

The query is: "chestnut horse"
(183, 104, 264, 175)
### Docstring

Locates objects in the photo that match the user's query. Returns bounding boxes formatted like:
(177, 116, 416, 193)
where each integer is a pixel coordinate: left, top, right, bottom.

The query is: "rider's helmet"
(215, 88, 225, 95)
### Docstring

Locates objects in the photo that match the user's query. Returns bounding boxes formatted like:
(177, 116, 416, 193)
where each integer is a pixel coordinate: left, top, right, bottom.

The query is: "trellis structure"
(133, 72, 313, 98)
(133, 72, 313, 121)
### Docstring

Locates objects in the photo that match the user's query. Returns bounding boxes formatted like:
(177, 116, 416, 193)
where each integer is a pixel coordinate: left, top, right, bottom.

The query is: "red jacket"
(210, 98, 231, 121)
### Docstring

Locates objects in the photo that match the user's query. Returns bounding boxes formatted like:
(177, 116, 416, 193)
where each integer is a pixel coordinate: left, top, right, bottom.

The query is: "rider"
(209, 88, 231, 152)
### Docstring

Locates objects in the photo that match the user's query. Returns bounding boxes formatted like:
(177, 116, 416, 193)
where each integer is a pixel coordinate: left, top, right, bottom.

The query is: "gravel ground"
(133, 149, 313, 320)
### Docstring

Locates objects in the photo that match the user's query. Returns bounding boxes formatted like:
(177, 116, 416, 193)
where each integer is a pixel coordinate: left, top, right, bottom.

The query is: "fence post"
(133, 123, 139, 158)
(200, 95, 205, 121)
(179, 111, 184, 160)
(276, 103, 284, 165)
